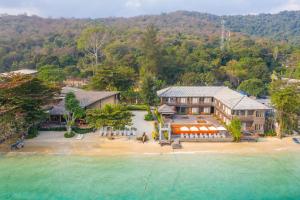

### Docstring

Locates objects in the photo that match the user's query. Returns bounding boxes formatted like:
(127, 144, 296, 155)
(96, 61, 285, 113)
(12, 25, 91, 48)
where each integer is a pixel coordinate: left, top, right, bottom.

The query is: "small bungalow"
(49, 87, 120, 124)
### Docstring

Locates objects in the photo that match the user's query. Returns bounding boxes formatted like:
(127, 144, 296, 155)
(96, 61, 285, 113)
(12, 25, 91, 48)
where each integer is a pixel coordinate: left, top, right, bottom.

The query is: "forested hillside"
(0, 11, 299, 100)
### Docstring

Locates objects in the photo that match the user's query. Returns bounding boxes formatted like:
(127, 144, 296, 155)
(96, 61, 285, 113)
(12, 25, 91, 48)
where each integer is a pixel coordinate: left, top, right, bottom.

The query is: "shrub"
(264, 130, 276, 136)
(26, 126, 39, 139)
(64, 131, 75, 138)
(72, 127, 95, 134)
(144, 113, 154, 121)
(126, 104, 148, 111)
(228, 117, 242, 142)
(152, 131, 159, 140)
(163, 131, 169, 140)
(39, 127, 67, 131)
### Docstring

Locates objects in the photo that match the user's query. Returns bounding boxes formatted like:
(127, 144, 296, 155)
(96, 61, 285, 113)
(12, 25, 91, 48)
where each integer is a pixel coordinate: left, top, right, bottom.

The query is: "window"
(255, 124, 263, 130)
(192, 108, 199, 114)
(192, 98, 199, 104)
(256, 111, 264, 117)
(180, 98, 187, 104)
(247, 110, 254, 116)
(204, 98, 211, 103)
(204, 107, 211, 114)
(168, 98, 176, 103)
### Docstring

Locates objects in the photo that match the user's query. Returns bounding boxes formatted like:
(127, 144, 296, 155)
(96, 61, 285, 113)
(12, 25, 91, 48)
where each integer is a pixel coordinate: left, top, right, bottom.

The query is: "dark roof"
(157, 86, 270, 110)
(158, 104, 176, 114)
(62, 87, 119, 108)
(50, 87, 119, 115)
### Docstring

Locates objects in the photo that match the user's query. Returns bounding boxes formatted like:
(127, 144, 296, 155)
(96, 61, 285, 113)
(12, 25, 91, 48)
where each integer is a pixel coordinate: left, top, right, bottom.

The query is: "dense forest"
(0, 11, 300, 99)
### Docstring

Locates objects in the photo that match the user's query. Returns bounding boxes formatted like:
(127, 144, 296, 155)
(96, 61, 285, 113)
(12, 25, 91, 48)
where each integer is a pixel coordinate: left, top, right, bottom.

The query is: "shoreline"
(0, 131, 300, 157)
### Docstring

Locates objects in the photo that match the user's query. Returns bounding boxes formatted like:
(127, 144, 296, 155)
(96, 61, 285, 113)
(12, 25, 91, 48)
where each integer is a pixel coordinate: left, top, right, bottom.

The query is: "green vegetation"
(86, 104, 133, 130)
(228, 117, 242, 142)
(1, 12, 300, 102)
(26, 126, 39, 139)
(270, 81, 300, 138)
(72, 127, 95, 134)
(126, 104, 148, 111)
(37, 65, 66, 85)
(0, 74, 58, 139)
(64, 92, 85, 137)
(238, 79, 266, 97)
(64, 131, 76, 138)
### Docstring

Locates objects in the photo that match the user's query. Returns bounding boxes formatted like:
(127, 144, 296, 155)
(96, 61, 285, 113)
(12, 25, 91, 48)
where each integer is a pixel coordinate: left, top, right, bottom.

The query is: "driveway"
(131, 111, 155, 138)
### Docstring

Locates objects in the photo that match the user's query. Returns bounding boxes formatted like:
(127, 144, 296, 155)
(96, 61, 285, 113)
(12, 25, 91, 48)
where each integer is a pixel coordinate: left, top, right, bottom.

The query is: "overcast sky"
(0, 0, 300, 18)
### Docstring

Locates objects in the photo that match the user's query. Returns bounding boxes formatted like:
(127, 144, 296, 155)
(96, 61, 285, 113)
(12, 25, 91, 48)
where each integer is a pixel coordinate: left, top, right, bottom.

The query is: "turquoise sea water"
(0, 153, 300, 200)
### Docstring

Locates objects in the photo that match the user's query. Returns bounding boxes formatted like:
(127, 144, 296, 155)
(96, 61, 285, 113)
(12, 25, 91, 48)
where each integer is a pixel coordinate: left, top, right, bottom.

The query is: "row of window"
(166, 97, 213, 104)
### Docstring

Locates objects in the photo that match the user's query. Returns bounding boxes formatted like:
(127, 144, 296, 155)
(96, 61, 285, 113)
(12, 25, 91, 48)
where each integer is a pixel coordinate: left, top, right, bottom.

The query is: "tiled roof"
(62, 87, 119, 108)
(157, 86, 270, 110)
(158, 104, 176, 114)
(1, 69, 37, 76)
(50, 87, 119, 115)
(157, 86, 224, 97)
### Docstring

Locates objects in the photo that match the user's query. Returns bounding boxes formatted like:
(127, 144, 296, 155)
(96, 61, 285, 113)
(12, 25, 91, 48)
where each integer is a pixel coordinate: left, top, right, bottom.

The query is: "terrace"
(162, 115, 233, 142)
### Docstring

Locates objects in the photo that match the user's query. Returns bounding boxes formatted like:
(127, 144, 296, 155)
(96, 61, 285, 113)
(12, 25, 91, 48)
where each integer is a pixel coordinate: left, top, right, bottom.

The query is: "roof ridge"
(232, 95, 246, 110)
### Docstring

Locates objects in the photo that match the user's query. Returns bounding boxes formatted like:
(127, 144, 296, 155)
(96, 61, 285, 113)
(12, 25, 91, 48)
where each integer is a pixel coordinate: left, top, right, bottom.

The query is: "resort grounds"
(1, 131, 300, 156)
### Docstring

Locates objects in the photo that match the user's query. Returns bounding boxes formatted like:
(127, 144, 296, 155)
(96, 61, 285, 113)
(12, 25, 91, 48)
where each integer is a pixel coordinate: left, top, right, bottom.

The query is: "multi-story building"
(157, 86, 271, 134)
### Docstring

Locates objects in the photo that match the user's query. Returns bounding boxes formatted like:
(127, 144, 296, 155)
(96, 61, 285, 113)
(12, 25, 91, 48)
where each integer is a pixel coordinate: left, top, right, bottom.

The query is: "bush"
(126, 104, 148, 111)
(39, 127, 67, 131)
(64, 131, 75, 138)
(144, 113, 154, 121)
(26, 126, 39, 139)
(72, 127, 95, 134)
(152, 131, 159, 140)
(264, 130, 276, 136)
(163, 131, 169, 140)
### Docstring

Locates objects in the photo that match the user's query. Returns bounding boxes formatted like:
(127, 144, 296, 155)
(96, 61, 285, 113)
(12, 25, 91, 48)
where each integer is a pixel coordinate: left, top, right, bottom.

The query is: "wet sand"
(1, 131, 300, 156)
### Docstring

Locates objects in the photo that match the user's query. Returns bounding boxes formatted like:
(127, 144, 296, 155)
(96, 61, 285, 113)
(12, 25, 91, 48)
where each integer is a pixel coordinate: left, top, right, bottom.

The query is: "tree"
(37, 65, 66, 85)
(140, 24, 161, 75)
(0, 74, 58, 138)
(140, 74, 162, 106)
(270, 82, 300, 138)
(77, 25, 111, 74)
(64, 92, 85, 135)
(178, 72, 216, 86)
(86, 104, 133, 130)
(228, 117, 242, 142)
(88, 66, 136, 91)
(238, 78, 266, 97)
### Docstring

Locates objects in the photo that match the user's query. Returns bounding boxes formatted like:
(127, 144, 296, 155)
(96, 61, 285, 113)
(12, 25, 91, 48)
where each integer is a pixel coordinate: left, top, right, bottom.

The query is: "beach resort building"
(157, 86, 271, 134)
(49, 87, 120, 123)
(0, 69, 38, 77)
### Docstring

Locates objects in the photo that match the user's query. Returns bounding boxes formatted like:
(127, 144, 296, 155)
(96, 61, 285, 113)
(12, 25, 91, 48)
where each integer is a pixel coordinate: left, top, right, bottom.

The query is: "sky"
(0, 0, 300, 18)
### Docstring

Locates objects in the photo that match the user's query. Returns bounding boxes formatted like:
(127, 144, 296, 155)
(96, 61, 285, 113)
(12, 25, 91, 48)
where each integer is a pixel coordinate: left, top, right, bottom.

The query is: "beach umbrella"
(208, 126, 217, 131)
(199, 127, 208, 131)
(190, 126, 199, 131)
(180, 126, 189, 131)
(217, 127, 227, 131)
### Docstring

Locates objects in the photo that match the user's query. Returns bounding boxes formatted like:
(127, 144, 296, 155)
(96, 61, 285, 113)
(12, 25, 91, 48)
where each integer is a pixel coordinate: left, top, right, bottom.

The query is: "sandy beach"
(1, 131, 300, 156)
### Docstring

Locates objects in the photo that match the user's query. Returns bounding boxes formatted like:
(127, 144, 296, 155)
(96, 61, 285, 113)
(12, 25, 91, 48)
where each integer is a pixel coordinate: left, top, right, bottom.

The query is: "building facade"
(157, 86, 271, 134)
(49, 87, 120, 123)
